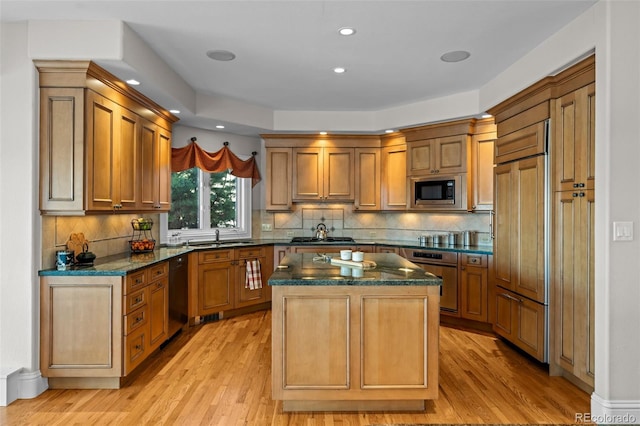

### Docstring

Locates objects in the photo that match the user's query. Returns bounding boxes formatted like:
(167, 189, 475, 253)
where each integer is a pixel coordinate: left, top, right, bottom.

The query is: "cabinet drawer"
(461, 254, 488, 268)
(199, 249, 233, 264)
(237, 246, 265, 259)
(126, 270, 147, 294)
(124, 305, 148, 335)
(147, 261, 168, 281)
(124, 287, 148, 315)
(124, 324, 149, 375)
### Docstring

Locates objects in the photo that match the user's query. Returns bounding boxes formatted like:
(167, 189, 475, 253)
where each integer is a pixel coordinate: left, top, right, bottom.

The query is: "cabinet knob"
(579, 192, 586, 197)
(572, 193, 579, 197)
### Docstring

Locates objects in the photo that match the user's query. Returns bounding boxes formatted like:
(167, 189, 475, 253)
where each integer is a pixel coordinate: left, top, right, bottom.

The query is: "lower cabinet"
(493, 287, 546, 362)
(460, 254, 488, 322)
(272, 284, 439, 410)
(196, 246, 273, 318)
(40, 260, 169, 388)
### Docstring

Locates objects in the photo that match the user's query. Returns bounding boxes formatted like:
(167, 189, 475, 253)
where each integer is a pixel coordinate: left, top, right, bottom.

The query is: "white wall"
(0, 22, 48, 402)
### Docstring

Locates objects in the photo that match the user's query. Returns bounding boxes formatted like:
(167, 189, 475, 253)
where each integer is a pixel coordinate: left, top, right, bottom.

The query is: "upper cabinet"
(380, 134, 407, 211)
(36, 61, 178, 215)
(265, 148, 293, 211)
(354, 147, 381, 211)
(468, 119, 496, 212)
(292, 146, 355, 202)
(403, 119, 473, 176)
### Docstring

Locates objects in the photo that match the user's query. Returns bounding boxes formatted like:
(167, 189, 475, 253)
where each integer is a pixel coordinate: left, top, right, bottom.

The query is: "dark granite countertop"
(39, 238, 491, 277)
(268, 252, 442, 286)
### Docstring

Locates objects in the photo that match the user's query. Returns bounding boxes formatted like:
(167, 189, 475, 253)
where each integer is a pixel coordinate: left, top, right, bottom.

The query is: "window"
(161, 167, 252, 243)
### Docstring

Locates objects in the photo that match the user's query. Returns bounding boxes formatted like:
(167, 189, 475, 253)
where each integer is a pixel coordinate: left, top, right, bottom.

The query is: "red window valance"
(171, 138, 261, 187)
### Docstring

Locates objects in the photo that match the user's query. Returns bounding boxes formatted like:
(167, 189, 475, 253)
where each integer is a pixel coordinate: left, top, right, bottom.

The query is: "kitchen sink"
(188, 240, 254, 248)
(290, 237, 355, 243)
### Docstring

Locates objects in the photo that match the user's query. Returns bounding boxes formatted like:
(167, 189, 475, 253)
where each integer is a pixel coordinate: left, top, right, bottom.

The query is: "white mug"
(352, 251, 364, 262)
(340, 250, 352, 260)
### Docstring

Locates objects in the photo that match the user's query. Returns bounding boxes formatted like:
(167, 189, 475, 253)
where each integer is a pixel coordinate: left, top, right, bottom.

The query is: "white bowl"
(352, 251, 364, 262)
(340, 250, 352, 260)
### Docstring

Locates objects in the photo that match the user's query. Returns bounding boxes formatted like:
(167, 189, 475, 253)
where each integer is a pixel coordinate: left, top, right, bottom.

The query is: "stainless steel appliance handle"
(490, 210, 495, 239)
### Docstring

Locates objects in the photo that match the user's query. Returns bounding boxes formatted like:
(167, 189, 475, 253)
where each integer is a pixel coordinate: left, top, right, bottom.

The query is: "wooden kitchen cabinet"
(381, 136, 407, 210)
(139, 118, 172, 212)
(235, 246, 273, 308)
(266, 148, 293, 211)
(468, 119, 496, 212)
(36, 60, 177, 215)
(460, 254, 488, 322)
(551, 59, 595, 390)
(406, 135, 468, 176)
(198, 252, 235, 315)
(493, 155, 546, 303)
(292, 147, 354, 201)
(354, 147, 381, 211)
(494, 287, 546, 361)
(196, 246, 274, 318)
(41, 260, 170, 388)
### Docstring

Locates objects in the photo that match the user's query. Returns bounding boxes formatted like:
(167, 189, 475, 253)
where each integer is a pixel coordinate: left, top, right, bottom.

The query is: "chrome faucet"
(215, 229, 220, 242)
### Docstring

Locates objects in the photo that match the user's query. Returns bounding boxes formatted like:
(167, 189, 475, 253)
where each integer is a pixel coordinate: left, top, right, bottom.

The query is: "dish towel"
(245, 259, 263, 290)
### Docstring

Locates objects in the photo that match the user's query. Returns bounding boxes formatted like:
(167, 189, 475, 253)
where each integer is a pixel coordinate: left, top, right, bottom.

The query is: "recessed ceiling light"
(333, 67, 346, 74)
(169, 109, 180, 114)
(126, 79, 140, 85)
(440, 50, 471, 63)
(206, 50, 236, 61)
(216, 125, 225, 129)
(385, 129, 395, 133)
(338, 27, 356, 36)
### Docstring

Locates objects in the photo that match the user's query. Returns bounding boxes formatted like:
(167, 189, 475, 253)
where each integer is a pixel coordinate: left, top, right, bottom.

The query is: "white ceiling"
(2, 0, 597, 136)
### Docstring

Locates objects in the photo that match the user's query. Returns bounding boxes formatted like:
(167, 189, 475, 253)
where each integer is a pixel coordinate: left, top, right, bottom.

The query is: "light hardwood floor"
(1, 310, 591, 425)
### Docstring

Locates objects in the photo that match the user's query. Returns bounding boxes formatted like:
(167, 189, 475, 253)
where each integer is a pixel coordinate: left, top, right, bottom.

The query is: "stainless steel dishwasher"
(168, 255, 189, 338)
(402, 248, 459, 315)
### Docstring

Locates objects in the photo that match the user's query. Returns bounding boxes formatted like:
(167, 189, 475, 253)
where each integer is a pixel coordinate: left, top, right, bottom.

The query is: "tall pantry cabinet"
(488, 55, 595, 369)
(551, 62, 596, 390)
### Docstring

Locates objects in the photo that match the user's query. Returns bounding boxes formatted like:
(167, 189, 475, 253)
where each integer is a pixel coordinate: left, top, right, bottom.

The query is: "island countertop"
(268, 252, 441, 286)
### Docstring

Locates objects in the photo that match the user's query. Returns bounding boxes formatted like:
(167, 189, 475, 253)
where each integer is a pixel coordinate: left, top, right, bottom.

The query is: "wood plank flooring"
(0, 310, 591, 425)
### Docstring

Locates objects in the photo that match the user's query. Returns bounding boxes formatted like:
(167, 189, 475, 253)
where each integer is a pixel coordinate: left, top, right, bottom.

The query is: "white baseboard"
(591, 392, 640, 424)
(0, 368, 48, 406)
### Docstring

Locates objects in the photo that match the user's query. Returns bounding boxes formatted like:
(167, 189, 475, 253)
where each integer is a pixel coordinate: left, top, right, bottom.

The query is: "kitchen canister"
(447, 232, 461, 246)
(56, 250, 75, 270)
(463, 231, 477, 246)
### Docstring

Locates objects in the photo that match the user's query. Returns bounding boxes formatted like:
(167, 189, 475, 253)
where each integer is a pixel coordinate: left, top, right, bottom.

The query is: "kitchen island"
(269, 252, 441, 412)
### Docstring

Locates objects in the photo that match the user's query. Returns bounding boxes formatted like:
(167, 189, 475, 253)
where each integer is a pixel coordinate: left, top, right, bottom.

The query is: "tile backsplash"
(253, 205, 492, 245)
(42, 214, 160, 269)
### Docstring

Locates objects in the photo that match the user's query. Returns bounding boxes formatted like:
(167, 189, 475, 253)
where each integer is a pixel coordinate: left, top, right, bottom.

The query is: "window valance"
(171, 138, 261, 187)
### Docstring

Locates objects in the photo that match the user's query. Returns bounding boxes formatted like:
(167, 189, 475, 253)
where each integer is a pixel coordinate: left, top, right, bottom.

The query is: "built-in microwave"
(410, 175, 464, 209)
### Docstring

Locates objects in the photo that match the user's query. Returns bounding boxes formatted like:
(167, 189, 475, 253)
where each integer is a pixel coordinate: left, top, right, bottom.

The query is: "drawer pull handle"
(135, 344, 142, 350)
(136, 278, 143, 284)
(135, 315, 144, 324)
(500, 293, 521, 303)
(134, 296, 142, 304)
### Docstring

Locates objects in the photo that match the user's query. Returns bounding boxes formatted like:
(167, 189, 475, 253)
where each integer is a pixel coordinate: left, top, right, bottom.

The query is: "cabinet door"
(469, 131, 495, 212)
(292, 147, 323, 201)
(148, 278, 169, 351)
(460, 265, 488, 322)
(40, 276, 123, 377)
(266, 148, 293, 211)
(354, 148, 380, 210)
(512, 156, 546, 303)
(117, 107, 140, 209)
(86, 91, 119, 211)
(434, 134, 467, 174)
(324, 147, 354, 200)
(407, 139, 434, 176)
(553, 83, 596, 192)
(493, 288, 546, 362)
(493, 162, 515, 290)
(198, 261, 235, 315)
(381, 144, 407, 210)
(236, 257, 267, 308)
(553, 189, 595, 386)
(39, 87, 85, 213)
(140, 119, 172, 211)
